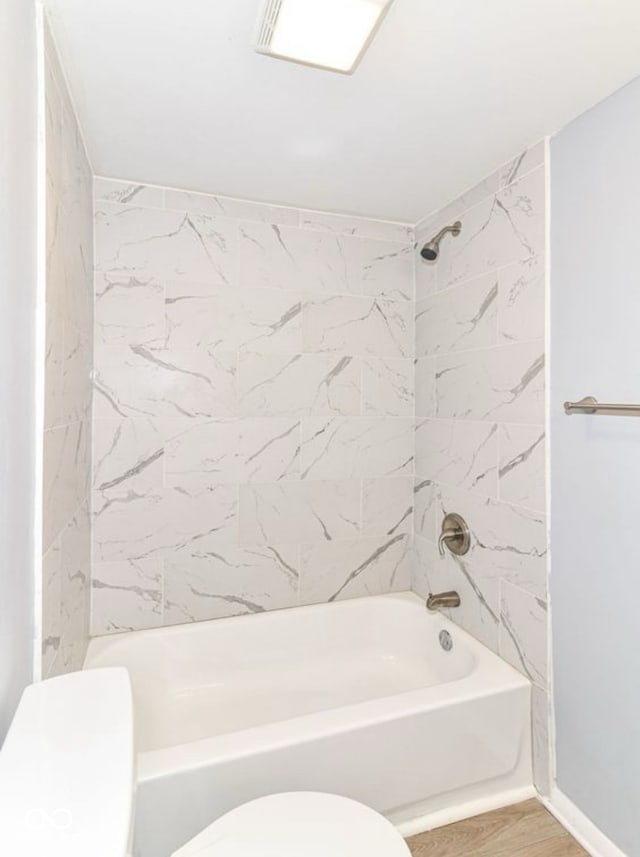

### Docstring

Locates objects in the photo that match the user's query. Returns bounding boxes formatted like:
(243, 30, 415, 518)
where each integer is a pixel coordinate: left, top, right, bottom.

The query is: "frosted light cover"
(256, 0, 393, 73)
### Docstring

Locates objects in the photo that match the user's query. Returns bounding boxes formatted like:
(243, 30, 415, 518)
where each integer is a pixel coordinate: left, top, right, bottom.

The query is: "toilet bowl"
(172, 791, 410, 856)
(0, 669, 410, 857)
(173, 790, 411, 856)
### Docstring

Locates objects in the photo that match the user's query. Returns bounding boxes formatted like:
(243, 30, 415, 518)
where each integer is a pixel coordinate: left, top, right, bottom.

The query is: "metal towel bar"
(564, 396, 640, 416)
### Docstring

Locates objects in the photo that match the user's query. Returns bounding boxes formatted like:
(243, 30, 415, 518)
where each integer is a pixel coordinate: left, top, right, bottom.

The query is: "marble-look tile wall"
(42, 23, 93, 677)
(91, 179, 415, 634)
(411, 142, 550, 793)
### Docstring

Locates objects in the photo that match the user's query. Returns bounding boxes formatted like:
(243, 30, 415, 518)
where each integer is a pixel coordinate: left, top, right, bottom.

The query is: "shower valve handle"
(438, 513, 471, 557)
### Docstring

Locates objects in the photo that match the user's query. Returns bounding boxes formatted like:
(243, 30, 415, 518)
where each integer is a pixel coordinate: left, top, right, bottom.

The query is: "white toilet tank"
(0, 668, 134, 857)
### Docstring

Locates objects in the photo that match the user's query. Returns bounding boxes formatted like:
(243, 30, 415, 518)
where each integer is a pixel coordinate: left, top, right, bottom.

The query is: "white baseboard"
(543, 787, 628, 857)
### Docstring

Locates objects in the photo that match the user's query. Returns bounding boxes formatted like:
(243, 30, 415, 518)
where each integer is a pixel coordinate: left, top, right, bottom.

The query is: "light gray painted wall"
(0, 0, 38, 739)
(550, 76, 640, 856)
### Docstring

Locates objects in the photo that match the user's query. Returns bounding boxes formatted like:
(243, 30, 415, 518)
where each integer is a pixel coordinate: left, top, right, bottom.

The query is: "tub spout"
(426, 591, 460, 611)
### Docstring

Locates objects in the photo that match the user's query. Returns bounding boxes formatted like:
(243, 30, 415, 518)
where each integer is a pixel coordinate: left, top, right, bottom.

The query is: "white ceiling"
(45, 0, 640, 222)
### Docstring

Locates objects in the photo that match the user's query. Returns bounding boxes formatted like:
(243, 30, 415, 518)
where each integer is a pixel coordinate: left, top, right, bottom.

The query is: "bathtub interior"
(85, 593, 477, 752)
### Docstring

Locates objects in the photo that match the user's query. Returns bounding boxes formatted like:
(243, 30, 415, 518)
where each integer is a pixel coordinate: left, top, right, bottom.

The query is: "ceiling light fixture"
(256, 0, 394, 74)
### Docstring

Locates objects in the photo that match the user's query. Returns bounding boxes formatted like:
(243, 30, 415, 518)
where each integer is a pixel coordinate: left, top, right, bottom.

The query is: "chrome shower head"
(420, 221, 462, 261)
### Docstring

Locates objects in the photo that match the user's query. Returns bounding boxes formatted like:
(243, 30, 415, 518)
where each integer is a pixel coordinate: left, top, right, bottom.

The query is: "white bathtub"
(84, 592, 533, 857)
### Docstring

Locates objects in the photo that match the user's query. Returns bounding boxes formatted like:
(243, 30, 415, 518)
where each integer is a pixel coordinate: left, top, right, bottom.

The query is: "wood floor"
(406, 800, 588, 857)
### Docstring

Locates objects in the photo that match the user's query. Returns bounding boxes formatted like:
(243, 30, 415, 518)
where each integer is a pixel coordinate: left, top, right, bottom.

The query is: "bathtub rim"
(86, 591, 502, 665)
(138, 672, 530, 783)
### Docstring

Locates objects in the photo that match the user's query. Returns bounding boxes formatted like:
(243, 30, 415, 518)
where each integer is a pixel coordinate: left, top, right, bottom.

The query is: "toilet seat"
(172, 791, 411, 857)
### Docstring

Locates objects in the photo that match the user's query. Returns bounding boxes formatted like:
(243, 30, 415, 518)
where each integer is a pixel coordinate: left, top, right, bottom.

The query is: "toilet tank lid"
(0, 668, 134, 857)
